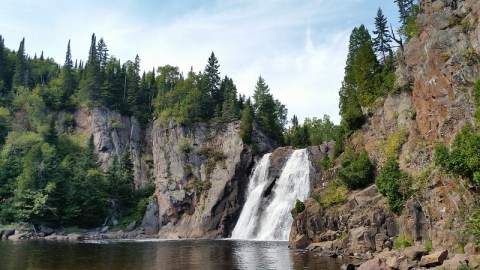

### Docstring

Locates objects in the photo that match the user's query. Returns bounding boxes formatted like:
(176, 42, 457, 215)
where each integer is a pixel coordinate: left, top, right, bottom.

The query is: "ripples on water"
(0, 239, 355, 270)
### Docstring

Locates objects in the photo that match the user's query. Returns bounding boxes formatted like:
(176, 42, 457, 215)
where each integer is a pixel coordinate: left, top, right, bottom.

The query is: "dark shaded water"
(0, 239, 356, 270)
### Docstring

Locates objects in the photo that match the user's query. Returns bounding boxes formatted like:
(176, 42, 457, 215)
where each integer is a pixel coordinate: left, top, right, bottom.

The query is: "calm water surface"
(0, 239, 356, 270)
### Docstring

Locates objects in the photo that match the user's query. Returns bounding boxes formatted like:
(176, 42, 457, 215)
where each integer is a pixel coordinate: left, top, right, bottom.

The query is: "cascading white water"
(231, 153, 271, 239)
(231, 149, 311, 241)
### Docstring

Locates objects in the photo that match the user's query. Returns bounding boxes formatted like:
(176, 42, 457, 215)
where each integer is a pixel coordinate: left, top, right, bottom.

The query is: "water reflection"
(0, 239, 355, 270)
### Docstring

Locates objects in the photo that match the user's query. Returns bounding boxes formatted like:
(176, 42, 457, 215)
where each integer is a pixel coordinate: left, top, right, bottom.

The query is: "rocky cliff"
(290, 0, 480, 259)
(142, 120, 275, 238)
(68, 106, 277, 238)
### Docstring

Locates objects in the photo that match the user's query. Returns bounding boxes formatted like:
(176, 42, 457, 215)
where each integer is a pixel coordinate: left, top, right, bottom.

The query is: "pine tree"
(199, 52, 220, 118)
(81, 33, 102, 106)
(220, 76, 239, 122)
(61, 40, 75, 102)
(12, 38, 28, 87)
(97, 38, 109, 71)
(373, 8, 392, 62)
(240, 99, 254, 144)
(252, 76, 284, 142)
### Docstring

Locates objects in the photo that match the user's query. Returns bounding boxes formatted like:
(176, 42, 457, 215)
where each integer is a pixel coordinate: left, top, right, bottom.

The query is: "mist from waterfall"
(231, 149, 311, 240)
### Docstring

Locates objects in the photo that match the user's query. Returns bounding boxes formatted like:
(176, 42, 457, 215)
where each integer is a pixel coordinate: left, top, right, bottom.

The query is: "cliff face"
(290, 0, 480, 253)
(143, 120, 275, 238)
(72, 107, 151, 187)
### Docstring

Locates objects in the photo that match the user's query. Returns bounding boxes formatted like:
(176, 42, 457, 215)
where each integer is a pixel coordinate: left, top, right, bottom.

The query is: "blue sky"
(0, 0, 400, 124)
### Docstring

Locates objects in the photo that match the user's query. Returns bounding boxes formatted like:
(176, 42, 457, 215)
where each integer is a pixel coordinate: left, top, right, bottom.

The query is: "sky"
(0, 0, 399, 124)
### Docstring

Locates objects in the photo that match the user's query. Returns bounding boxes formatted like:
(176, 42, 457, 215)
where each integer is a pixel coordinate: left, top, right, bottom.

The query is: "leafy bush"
(321, 180, 348, 207)
(394, 235, 413, 250)
(376, 158, 412, 213)
(177, 137, 193, 154)
(338, 149, 374, 189)
(293, 199, 305, 214)
(434, 125, 480, 185)
(321, 155, 331, 170)
(385, 129, 409, 159)
(466, 206, 480, 247)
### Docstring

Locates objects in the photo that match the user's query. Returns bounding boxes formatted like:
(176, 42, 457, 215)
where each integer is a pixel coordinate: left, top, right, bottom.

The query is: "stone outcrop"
(289, 185, 397, 252)
(71, 107, 151, 187)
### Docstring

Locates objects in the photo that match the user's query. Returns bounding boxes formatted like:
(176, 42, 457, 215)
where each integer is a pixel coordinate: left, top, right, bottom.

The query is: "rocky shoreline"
(0, 223, 159, 242)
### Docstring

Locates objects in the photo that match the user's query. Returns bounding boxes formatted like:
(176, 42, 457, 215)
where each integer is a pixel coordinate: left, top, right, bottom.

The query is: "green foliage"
(434, 125, 480, 185)
(321, 180, 348, 207)
(338, 149, 374, 189)
(185, 179, 212, 194)
(177, 137, 193, 154)
(394, 235, 413, 250)
(253, 76, 286, 143)
(322, 155, 332, 170)
(285, 114, 338, 148)
(385, 128, 409, 159)
(0, 107, 11, 146)
(376, 158, 412, 213)
(199, 147, 227, 176)
(293, 199, 305, 214)
(395, 0, 420, 41)
(425, 240, 433, 252)
(466, 206, 480, 247)
(240, 100, 254, 144)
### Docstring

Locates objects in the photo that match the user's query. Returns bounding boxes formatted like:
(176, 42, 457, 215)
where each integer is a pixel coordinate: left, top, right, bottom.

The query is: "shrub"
(338, 149, 374, 189)
(394, 235, 413, 250)
(434, 125, 480, 185)
(376, 158, 412, 213)
(321, 180, 348, 207)
(293, 199, 305, 214)
(466, 206, 480, 247)
(425, 240, 433, 252)
(177, 137, 193, 154)
(321, 155, 331, 170)
(385, 128, 409, 159)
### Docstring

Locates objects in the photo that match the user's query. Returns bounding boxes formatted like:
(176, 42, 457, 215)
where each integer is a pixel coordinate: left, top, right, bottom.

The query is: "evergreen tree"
(61, 40, 75, 103)
(220, 76, 239, 122)
(126, 55, 141, 116)
(240, 99, 254, 144)
(199, 52, 220, 118)
(252, 76, 284, 142)
(81, 34, 102, 106)
(97, 37, 109, 72)
(373, 8, 392, 62)
(354, 41, 379, 106)
(12, 38, 28, 87)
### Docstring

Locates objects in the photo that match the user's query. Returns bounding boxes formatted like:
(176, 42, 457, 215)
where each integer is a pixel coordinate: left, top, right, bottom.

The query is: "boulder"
(385, 255, 407, 269)
(403, 245, 428, 261)
(0, 230, 4, 239)
(468, 255, 480, 269)
(375, 233, 388, 251)
(419, 249, 448, 267)
(126, 221, 137, 232)
(142, 198, 159, 235)
(465, 243, 480, 255)
(440, 254, 468, 270)
(39, 225, 55, 236)
(340, 263, 355, 270)
(67, 233, 82, 241)
(290, 234, 309, 249)
(3, 229, 15, 240)
(358, 258, 387, 270)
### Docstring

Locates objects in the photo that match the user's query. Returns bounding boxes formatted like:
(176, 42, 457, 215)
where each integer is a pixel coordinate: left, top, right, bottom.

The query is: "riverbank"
(0, 223, 158, 242)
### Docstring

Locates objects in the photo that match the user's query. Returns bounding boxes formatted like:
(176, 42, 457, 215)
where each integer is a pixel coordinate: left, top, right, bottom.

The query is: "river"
(0, 239, 357, 270)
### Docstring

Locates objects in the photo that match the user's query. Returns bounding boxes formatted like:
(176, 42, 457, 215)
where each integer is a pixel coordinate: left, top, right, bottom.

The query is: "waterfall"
(231, 149, 311, 241)
(231, 153, 271, 239)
